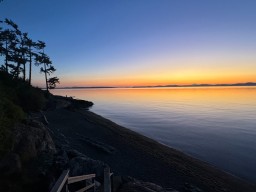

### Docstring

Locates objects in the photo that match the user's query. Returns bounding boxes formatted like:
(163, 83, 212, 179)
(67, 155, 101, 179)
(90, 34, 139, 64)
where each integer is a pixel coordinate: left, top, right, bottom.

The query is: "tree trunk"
(29, 48, 32, 85)
(5, 41, 8, 72)
(44, 62, 48, 92)
(13, 61, 21, 79)
(23, 62, 26, 81)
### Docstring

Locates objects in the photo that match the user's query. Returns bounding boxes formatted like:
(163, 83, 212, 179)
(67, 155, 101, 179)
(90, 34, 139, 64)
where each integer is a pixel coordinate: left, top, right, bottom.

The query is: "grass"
(0, 70, 47, 156)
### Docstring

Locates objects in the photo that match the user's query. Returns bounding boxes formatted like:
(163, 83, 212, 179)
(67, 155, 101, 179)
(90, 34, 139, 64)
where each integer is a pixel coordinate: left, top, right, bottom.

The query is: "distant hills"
(56, 82, 256, 89)
(132, 82, 256, 88)
(56, 86, 117, 89)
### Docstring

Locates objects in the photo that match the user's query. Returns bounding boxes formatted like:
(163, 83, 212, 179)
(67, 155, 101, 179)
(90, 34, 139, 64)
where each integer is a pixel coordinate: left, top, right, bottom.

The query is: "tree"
(35, 43, 58, 92)
(24, 35, 37, 85)
(0, 18, 60, 89)
(47, 76, 60, 89)
(0, 20, 3, 55)
(4, 19, 27, 80)
(0, 20, 16, 73)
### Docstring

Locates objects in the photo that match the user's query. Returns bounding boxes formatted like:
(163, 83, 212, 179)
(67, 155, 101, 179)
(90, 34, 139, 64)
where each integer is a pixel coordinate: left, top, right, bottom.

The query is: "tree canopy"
(0, 18, 59, 90)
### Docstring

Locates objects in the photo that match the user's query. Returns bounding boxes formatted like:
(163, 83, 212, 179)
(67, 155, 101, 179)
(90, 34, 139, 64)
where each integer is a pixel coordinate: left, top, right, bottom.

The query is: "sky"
(1, 0, 256, 87)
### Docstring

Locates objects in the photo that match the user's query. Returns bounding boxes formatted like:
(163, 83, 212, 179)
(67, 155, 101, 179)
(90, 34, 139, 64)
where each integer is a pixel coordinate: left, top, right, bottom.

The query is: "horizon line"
(53, 82, 256, 89)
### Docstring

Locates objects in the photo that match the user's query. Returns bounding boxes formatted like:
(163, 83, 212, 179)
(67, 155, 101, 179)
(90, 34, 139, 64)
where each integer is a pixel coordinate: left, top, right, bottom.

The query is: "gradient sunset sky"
(1, 0, 256, 87)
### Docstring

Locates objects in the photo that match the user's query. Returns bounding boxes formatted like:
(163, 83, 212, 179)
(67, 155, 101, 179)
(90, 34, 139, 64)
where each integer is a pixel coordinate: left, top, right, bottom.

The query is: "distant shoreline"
(55, 82, 256, 89)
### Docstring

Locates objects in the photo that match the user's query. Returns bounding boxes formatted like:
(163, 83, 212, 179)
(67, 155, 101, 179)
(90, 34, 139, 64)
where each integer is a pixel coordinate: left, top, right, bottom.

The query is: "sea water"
(51, 87, 256, 183)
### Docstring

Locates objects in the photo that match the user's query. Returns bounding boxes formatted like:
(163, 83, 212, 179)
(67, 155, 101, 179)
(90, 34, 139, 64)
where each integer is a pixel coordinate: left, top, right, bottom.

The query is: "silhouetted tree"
(0, 18, 60, 89)
(35, 41, 47, 90)
(47, 77, 59, 89)
(0, 20, 4, 69)
(3, 19, 27, 80)
(35, 41, 58, 91)
(24, 35, 37, 85)
(0, 20, 16, 73)
(0, 20, 2, 51)
(40, 62, 57, 92)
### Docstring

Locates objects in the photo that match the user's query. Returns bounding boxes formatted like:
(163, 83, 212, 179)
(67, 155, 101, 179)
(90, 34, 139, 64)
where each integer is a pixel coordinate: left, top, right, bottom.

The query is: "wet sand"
(45, 107, 256, 192)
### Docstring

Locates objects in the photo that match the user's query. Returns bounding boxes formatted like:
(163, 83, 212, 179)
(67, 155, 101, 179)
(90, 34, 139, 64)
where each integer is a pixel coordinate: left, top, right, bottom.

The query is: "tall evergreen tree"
(0, 20, 16, 73)
(24, 34, 37, 85)
(0, 20, 3, 69)
(35, 40, 59, 91)
(36, 52, 55, 92)
(1, 18, 60, 89)
(35, 41, 47, 90)
(4, 19, 27, 80)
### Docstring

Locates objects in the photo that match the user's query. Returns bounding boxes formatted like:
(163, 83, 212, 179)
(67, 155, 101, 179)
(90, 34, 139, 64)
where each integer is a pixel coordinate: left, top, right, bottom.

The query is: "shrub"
(0, 71, 47, 112)
(0, 70, 47, 155)
(16, 85, 46, 112)
(0, 98, 25, 155)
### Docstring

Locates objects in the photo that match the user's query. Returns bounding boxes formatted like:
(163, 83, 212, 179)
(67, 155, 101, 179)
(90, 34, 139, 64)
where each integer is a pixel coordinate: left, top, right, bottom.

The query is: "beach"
(45, 101, 256, 192)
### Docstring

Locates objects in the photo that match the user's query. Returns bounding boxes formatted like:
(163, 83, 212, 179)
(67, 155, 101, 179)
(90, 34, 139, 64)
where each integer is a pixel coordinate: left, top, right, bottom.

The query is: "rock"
(79, 137, 116, 154)
(69, 156, 108, 178)
(54, 149, 69, 170)
(66, 149, 87, 159)
(69, 98, 93, 109)
(121, 176, 136, 183)
(183, 183, 203, 192)
(54, 98, 71, 109)
(118, 180, 165, 192)
(141, 182, 164, 192)
(112, 176, 124, 192)
(112, 176, 176, 192)
(15, 135, 38, 161)
(0, 153, 22, 176)
(115, 176, 180, 192)
(95, 180, 101, 188)
(12, 120, 56, 162)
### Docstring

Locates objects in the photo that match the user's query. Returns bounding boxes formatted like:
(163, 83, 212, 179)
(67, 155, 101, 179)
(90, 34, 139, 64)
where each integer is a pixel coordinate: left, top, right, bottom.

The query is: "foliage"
(0, 18, 59, 155)
(0, 71, 46, 112)
(48, 76, 60, 89)
(0, 97, 25, 155)
(0, 97, 25, 126)
(0, 70, 48, 155)
(0, 18, 57, 154)
(0, 18, 59, 89)
(16, 84, 46, 112)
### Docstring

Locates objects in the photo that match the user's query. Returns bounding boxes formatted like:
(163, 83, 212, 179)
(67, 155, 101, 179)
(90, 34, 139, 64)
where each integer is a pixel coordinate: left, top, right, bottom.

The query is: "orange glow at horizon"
(55, 73, 256, 87)
(33, 57, 256, 88)
(53, 55, 256, 87)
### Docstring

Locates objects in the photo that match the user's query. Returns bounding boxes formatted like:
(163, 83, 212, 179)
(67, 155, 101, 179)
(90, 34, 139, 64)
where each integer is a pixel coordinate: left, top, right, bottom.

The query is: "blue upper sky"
(1, 0, 256, 87)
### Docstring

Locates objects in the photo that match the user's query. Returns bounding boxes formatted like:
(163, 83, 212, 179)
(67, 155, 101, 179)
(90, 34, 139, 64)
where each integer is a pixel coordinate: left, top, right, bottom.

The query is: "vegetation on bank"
(0, 18, 59, 156)
(0, 71, 92, 157)
(0, 71, 47, 155)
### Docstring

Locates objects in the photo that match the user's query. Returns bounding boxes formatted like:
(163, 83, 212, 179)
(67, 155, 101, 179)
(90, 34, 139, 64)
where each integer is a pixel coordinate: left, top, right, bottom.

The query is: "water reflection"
(51, 87, 256, 183)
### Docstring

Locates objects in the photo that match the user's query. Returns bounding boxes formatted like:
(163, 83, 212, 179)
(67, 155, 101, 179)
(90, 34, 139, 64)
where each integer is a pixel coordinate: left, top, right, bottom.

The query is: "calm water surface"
(51, 87, 256, 183)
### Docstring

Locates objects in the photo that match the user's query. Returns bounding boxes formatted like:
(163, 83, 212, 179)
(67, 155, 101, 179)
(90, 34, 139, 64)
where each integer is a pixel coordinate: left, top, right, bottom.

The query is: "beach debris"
(117, 178, 167, 192)
(40, 110, 49, 125)
(183, 183, 203, 192)
(78, 135, 116, 154)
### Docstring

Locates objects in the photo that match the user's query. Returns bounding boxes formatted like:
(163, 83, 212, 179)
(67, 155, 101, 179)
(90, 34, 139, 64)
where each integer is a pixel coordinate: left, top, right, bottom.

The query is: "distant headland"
(56, 82, 256, 89)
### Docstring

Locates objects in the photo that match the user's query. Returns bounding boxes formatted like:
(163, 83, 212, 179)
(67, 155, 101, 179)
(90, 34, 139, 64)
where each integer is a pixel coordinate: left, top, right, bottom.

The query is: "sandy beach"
(45, 106, 256, 192)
